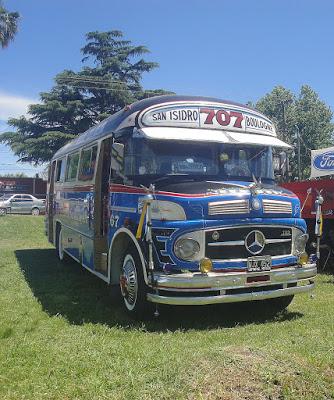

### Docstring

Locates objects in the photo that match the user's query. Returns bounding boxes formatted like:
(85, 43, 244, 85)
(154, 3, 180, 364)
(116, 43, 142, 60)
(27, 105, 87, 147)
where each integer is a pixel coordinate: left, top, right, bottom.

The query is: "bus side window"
(65, 153, 80, 181)
(55, 158, 66, 182)
(78, 145, 97, 181)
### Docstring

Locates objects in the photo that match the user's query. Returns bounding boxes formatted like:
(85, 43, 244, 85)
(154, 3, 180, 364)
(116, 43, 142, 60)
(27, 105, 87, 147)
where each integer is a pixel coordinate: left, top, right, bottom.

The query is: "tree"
(1, 30, 173, 164)
(0, 2, 19, 48)
(255, 85, 334, 180)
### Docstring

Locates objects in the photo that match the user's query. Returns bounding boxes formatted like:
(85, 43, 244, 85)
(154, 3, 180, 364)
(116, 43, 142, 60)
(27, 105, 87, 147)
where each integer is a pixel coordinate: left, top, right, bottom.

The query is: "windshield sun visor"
(137, 127, 291, 149)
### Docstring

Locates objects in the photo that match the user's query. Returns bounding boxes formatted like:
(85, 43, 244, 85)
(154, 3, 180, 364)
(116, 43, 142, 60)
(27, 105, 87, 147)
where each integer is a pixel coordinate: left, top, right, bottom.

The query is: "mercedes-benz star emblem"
(245, 230, 266, 255)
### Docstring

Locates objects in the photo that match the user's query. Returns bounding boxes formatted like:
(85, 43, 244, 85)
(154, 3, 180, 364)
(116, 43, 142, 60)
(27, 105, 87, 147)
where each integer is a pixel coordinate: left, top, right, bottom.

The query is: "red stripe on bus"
(109, 183, 216, 198)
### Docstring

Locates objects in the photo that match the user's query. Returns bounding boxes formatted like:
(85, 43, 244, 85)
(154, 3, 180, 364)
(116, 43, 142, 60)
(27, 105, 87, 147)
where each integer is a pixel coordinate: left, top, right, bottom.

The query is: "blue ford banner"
(311, 146, 334, 178)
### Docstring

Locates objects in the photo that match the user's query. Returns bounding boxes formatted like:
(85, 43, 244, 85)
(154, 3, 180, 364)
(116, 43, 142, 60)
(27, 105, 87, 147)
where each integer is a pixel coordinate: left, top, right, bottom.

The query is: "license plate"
(247, 256, 272, 272)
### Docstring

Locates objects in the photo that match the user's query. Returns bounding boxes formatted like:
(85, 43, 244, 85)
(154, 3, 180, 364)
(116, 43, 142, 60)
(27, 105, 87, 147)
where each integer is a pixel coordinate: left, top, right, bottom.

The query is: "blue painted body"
(107, 181, 303, 273)
(53, 179, 303, 274)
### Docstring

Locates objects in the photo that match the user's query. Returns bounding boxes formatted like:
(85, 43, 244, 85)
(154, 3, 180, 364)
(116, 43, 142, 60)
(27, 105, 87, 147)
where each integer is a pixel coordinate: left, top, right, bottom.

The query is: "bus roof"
(52, 95, 283, 159)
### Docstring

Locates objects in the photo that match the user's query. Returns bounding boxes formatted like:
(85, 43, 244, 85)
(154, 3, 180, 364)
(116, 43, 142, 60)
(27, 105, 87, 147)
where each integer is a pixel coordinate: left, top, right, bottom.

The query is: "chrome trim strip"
(265, 238, 291, 244)
(150, 264, 316, 291)
(147, 281, 315, 305)
(207, 238, 291, 247)
(110, 205, 137, 213)
(208, 240, 245, 247)
(204, 224, 296, 232)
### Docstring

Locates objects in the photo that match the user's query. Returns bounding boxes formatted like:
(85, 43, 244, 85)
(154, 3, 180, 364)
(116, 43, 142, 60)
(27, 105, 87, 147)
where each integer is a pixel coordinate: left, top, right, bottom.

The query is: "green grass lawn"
(0, 215, 333, 399)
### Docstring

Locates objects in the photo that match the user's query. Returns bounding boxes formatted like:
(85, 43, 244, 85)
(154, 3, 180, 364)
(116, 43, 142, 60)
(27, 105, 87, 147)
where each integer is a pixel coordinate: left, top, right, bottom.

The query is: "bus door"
(93, 137, 112, 275)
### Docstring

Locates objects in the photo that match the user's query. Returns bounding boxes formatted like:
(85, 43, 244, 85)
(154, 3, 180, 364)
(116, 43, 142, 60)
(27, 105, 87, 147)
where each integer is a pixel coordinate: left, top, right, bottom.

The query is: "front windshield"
(123, 138, 274, 185)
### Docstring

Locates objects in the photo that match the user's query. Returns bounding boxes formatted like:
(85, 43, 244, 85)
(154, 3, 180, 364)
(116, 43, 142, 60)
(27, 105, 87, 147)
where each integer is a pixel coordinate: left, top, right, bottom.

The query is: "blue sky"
(1, 0, 334, 176)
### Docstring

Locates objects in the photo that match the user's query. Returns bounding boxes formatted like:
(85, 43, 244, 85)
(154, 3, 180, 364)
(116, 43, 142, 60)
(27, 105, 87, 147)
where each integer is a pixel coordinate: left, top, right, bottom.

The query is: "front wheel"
(0, 208, 7, 216)
(120, 245, 150, 318)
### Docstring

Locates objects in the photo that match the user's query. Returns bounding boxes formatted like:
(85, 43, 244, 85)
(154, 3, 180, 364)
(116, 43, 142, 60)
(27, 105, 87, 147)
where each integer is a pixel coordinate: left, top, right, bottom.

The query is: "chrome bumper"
(147, 264, 317, 306)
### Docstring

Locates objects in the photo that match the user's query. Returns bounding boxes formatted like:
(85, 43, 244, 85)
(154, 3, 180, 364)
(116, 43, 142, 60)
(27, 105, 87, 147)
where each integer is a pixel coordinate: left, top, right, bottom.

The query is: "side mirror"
(111, 142, 124, 173)
(273, 151, 289, 177)
(273, 154, 281, 174)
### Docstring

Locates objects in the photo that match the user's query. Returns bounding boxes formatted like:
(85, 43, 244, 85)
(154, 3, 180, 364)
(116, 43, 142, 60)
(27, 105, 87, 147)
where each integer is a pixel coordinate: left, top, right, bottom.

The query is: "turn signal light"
(199, 258, 213, 274)
(298, 252, 309, 265)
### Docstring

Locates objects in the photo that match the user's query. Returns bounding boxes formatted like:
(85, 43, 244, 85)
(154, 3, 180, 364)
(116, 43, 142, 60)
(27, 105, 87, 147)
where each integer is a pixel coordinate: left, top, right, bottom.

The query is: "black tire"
(262, 295, 294, 313)
(31, 207, 40, 216)
(0, 208, 7, 216)
(120, 244, 150, 318)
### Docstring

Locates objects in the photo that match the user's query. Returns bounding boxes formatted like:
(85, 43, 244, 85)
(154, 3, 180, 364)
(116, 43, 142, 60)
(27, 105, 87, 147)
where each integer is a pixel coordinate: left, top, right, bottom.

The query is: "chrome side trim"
(110, 205, 137, 213)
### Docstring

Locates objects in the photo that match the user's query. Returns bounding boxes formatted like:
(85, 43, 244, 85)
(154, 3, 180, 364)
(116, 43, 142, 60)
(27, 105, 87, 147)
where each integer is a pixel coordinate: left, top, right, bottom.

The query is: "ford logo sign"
(313, 151, 334, 170)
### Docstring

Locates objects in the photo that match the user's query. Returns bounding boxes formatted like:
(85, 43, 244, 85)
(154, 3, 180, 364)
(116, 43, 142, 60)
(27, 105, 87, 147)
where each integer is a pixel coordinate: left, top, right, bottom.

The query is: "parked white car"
(0, 194, 45, 215)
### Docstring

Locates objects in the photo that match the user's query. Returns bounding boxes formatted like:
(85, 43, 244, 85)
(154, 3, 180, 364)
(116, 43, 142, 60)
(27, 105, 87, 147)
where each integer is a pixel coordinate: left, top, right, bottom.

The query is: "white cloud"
(0, 91, 37, 120)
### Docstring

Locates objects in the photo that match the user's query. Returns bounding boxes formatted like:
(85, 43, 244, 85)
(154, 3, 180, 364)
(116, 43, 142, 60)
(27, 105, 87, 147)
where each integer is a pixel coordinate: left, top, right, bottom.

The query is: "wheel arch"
(108, 228, 148, 285)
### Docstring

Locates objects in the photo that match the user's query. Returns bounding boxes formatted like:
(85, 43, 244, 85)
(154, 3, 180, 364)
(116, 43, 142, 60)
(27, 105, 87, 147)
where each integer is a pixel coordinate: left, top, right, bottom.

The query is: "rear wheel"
(120, 245, 150, 318)
(55, 225, 67, 261)
(31, 207, 40, 216)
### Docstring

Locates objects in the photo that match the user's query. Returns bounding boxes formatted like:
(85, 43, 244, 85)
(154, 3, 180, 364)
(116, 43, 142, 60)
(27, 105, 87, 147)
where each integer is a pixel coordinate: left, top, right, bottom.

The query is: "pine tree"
(1, 30, 173, 164)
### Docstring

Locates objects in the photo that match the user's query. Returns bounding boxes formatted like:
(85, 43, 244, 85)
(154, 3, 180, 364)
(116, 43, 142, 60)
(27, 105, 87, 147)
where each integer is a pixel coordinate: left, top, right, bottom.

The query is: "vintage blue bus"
(46, 95, 317, 317)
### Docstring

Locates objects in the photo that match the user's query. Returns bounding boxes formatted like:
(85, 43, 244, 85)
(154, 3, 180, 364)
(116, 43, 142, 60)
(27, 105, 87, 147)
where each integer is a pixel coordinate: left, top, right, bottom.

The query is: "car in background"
(0, 194, 45, 215)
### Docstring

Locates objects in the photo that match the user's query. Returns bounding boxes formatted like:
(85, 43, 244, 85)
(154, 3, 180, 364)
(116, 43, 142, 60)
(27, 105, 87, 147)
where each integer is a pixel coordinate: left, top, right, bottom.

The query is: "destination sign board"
(139, 103, 276, 136)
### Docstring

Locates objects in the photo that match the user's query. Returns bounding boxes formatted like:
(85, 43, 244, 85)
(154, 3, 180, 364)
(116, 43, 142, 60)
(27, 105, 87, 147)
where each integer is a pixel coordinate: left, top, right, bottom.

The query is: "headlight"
(174, 238, 200, 261)
(294, 233, 309, 256)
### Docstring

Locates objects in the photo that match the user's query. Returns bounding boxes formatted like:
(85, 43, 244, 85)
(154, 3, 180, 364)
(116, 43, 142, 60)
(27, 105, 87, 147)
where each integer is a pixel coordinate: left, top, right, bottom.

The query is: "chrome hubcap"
(120, 255, 138, 310)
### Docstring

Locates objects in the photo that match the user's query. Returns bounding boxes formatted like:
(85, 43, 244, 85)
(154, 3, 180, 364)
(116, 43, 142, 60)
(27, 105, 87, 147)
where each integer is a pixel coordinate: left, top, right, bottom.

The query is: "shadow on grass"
(16, 248, 303, 331)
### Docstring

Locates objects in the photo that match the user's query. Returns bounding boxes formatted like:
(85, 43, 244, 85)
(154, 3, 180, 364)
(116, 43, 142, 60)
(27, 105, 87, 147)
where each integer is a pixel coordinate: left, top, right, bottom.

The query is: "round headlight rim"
(174, 237, 200, 261)
(294, 232, 309, 256)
